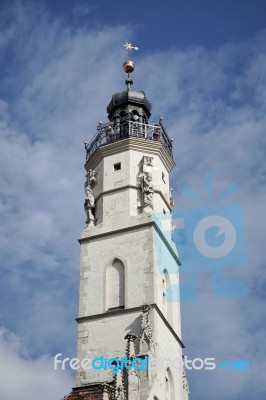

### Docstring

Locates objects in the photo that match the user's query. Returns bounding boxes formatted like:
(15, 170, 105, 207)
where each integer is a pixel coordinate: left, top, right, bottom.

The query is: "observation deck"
(85, 119, 173, 162)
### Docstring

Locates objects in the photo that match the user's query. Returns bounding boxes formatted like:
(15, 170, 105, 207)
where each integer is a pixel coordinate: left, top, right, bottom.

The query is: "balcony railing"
(85, 120, 173, 162)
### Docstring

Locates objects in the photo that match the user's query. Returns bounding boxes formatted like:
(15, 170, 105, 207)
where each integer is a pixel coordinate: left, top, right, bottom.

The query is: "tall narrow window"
(106, 259, 125, 309)
(165, 368, 174, 400)
(165, 376, 170, 400)
(163, 269, 173, 325)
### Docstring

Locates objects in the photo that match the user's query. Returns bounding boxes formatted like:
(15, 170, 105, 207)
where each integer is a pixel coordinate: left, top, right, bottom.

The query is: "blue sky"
(0, 1, 265, 399)
(42, 0, 266, 49)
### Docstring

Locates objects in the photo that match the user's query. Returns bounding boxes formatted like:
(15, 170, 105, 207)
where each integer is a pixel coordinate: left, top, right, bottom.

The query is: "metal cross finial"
(124, 42, 139, 53)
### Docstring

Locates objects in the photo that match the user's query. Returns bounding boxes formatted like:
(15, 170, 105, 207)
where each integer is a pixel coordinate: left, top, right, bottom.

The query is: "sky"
(0, 0, 266, 399)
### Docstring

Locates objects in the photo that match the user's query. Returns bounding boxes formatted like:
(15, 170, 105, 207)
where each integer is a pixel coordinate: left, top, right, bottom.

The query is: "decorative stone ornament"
(142, 155, 153, 173)
(88, 169, 97, 188)
(141, 172, 154, 212)
(143, 156, 153, 167)
(182, 366, 190, 394)
(102, 382, 113, 400)
(170, 197, 175, 210)
(125, 331, 137, 359)
(84, 187, 95, 226)
(138, 155, 154, 212)
(139, 304, 154, 352)
(84, 169, 97, 227)
(113, 369, 126, 400)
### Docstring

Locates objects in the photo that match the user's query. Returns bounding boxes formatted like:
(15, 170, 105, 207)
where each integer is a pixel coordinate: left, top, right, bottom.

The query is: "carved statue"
(84, 187, 95, 226)
(142, 172, 154, 209)
(88, 169, 97, 188)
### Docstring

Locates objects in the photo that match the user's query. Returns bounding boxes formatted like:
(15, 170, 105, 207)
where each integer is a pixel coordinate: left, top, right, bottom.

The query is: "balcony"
(85, 120, 173, 162)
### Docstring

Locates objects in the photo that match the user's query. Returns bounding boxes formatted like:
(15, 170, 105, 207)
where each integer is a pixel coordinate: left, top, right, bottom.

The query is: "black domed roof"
(107, 88, 152, 119)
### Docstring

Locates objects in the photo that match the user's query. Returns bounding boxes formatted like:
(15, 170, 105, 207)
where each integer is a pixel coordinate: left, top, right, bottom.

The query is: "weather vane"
(123, 42, 139, 78)
(124, 42, 139, 53)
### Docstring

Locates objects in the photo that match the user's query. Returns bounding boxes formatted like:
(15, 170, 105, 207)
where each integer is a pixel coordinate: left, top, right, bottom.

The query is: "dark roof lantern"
(107, 88, 152, 122)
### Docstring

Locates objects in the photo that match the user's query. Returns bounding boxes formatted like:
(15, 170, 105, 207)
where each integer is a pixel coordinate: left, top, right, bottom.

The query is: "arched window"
(132, 110, 140, 121)
(119, 111, 127, 137)
(163, 269, 173, 325)
(165, 375, 170, 400)
(106, 259, 125, 309)
(165, 368, 174, 400)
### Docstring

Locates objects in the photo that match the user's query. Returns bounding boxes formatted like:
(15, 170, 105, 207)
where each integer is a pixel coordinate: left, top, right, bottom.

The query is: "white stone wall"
(76, 307, 184, 397)
(148, 309, 184, 400)
(152, 228, 182, 339)
(77, 139, 186, 397)
(79, 224, 155, 318)
(77, 310, 142, 384)
(85, 140, 174, 229)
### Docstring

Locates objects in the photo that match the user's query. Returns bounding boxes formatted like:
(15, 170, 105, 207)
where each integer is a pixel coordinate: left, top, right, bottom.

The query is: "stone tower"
(63, 46, 189, 400)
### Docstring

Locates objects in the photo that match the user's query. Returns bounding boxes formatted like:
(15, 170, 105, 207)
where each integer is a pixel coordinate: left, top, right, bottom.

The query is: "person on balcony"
(153, 123, 161, 141)
(106, 124, 115, 142)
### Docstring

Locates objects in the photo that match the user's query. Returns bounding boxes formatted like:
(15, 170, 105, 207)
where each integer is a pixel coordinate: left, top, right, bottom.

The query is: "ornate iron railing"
(85, 120, 173, 161)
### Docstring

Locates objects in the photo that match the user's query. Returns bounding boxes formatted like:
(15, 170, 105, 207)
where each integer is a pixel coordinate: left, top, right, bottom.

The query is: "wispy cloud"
(0, 2, 265, 399)
(0, 328, 73, 399)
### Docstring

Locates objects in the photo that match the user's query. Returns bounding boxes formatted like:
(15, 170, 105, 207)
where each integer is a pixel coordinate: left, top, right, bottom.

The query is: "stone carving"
(170, 198, 174, 209)
(84, 170, 97, 226)
(143, 156, 153, 168)
(106, 332, 140, 400)
(182, 366, 190, 393)
(88, 169, 97, 188)
(84, 187, 95, 226)
(139, 304, 154, 351)
(113, 369, 126, 400)
(169, 187, 174, 210)
(141, 172, 154, 210)
(137, 156, 155, 212)
(125, 331, 137, 359)
(140, 155, 154, 211)
(124, 332, 140, 400)
(102, 382, 113, 400)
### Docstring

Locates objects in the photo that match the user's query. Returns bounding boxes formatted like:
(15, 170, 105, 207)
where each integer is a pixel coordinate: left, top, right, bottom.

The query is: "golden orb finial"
(123, 60, 135, 73)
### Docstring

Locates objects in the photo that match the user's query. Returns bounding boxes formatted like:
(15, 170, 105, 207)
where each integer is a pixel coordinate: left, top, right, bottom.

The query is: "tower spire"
(123, 42, 139, 90)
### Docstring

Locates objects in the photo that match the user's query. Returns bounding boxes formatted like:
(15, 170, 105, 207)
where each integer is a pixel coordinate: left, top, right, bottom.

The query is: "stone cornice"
(93, 184, 172, 212)
(85, 137, 175, 172)
(76, 303, 185, 349)
(79, 219, 181, 267)
(79, 220, 153, 243)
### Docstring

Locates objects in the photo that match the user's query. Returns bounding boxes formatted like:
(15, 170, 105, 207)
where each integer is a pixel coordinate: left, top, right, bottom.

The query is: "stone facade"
(63, 78, 189, 399)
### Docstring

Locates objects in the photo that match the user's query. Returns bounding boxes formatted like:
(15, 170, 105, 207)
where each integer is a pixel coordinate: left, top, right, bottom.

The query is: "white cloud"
(0, 2, 265, 399)
(0, 328, 73, 400)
